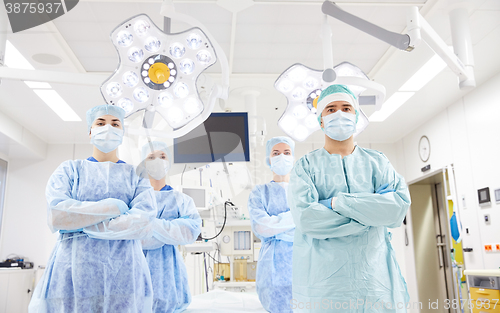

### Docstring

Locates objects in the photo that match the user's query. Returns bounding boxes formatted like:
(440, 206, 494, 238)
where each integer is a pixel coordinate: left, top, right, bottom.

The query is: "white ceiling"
(1, 0, 499, 149)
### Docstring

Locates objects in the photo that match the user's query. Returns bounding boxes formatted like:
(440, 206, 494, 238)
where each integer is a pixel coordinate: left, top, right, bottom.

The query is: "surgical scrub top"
(248, 181, 295, 313)
(142, 185, 202, 313)
(29, 157, 157, 313)
(288, 146, 411, 313)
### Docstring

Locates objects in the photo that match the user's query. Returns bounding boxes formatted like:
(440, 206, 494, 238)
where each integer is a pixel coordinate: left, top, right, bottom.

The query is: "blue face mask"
(270, 154, 294, 176)
(321, 111, 357, 141)
(90, 124, 124, 153)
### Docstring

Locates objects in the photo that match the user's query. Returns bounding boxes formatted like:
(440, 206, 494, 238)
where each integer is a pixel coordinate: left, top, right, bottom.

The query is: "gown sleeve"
(142, 191, 201, 250)
(83, 176, 158, 240)
(46, 161, 127, 232)
(334, 159, 411, 228)
(248, 185, 295, 242)
(288, 157, 369, 240)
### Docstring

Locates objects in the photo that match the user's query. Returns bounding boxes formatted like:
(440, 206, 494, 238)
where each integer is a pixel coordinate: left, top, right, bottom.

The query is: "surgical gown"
(142, 185, 201, 313)
(29, 157, 157, 313)
(288, 147, 410, 313)
(248, 181, 295, 313)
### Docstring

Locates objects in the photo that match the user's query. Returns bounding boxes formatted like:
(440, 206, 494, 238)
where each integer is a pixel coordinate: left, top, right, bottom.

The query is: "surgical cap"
(141, 141, 172, 162)
(316, 84, 370, 136)
(316, 84, 358, 116)
(86, 104, 125, 133)
(265, 136, 295, 167)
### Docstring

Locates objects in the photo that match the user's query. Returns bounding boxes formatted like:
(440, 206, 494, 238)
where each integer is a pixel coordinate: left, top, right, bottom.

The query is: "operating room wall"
(397, 71, 500, 271)
(0, 143, 93, 267)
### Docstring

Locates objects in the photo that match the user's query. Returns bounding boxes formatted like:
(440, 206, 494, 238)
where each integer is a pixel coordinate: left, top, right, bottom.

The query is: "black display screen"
(173, 112, 250, 163)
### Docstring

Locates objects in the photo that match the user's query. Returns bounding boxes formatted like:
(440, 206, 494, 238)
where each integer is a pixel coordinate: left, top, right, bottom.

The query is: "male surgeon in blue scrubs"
(288, 85, 411, 312)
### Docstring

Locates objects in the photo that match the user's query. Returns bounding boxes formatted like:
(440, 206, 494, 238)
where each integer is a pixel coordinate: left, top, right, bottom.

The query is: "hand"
(102, 198, 130, 214)
(376, 183, 396, 194)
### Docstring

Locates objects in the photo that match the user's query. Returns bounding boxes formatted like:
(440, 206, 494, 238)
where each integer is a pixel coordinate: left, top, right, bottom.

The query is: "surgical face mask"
(90, 124, 124, 153)
(321, 111, 356, 141)
(270, 154, 294, 176)
(146, 158, 170, 180)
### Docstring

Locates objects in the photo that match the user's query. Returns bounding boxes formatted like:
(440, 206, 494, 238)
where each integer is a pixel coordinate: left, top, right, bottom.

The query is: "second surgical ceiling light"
(275, 62, 383, 142)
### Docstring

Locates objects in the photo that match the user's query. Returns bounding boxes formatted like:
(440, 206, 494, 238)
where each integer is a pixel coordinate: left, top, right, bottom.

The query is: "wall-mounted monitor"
(174, 112, 250, 163)
(181, 186, 208, 210)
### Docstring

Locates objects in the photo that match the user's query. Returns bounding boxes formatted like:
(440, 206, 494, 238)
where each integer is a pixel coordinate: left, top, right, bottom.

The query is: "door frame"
(408, 166, 461, 313)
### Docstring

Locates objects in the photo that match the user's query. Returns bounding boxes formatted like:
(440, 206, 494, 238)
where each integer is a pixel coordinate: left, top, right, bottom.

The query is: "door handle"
(436, 235, 445, 269)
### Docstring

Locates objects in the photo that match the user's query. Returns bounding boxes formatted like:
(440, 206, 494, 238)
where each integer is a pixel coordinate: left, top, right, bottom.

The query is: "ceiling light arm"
(321, 1, 475, 90)
(322, 1, 411, 51)
(160, 0, 229, 100)
(408, 6, 475, 89)
(321, 14, 336, 82)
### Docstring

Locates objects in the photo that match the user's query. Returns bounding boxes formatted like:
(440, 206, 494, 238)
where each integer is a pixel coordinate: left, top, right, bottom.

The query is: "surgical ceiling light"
(275, 7, 386, 142)
(101, 12, 228, 138)
(275, 62, 385, 142)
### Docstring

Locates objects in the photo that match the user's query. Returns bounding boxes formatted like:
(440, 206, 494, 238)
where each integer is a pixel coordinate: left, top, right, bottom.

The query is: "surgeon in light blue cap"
(248, 136, 296, 313)
(140, 141, 201, 313)
(288, 85, 410, 312)
(29, 104, 158, 313)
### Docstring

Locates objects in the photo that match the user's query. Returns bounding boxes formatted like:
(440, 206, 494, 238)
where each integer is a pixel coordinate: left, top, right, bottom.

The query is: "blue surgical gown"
(29, 157, 157, 313)
(248, 181, 295, 313)
(288, 147, 410, 313)
(142, 185, 202, 313)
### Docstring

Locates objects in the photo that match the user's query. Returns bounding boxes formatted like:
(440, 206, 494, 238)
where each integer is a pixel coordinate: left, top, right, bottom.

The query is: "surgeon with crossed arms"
(288, 85, 411, 312)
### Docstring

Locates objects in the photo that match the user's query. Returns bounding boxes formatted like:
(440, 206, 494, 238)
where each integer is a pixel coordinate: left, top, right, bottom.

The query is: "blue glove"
(319, 198, 333, 209)
(376, 183, 396, 194)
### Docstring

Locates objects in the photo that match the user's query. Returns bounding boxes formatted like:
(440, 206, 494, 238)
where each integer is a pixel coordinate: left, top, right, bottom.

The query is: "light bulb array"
(101, 14, 217, 129)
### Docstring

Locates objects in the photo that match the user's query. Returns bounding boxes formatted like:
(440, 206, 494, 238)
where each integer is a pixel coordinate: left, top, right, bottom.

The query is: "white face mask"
(146, 158, 170, 180)
(270, 154, 294, 176)
(90, 124, 124, 153)
(322, 111, 356, 141)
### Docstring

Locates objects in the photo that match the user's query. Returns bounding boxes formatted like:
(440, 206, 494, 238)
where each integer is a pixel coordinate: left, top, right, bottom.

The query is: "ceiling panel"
(79, 56, 119, 72)
(468, 10, 500, 44)
(234, 43, 271, 59)
(480, 0, 500, 10)
(55, 21, 109, 42)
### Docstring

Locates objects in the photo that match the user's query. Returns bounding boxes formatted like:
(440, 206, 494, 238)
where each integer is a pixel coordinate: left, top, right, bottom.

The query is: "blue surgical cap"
(86, 104, 125, 133)
(265, 136, 295, 167)
(141, 141, 172, 162)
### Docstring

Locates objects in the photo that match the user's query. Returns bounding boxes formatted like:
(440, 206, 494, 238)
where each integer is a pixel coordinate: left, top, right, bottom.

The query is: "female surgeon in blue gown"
(29, 104, 158, 313)
(248, 136, 296, 313)
(139, 141, 201, 313)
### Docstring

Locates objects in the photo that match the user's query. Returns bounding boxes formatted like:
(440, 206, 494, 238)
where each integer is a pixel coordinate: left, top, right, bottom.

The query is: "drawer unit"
(470, 288, 500, 313)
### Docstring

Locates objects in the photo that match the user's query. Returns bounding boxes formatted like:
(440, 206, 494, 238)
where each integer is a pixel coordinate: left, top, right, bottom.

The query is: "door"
(409, 183, 449, 313)
(409, 169, 465, 313)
